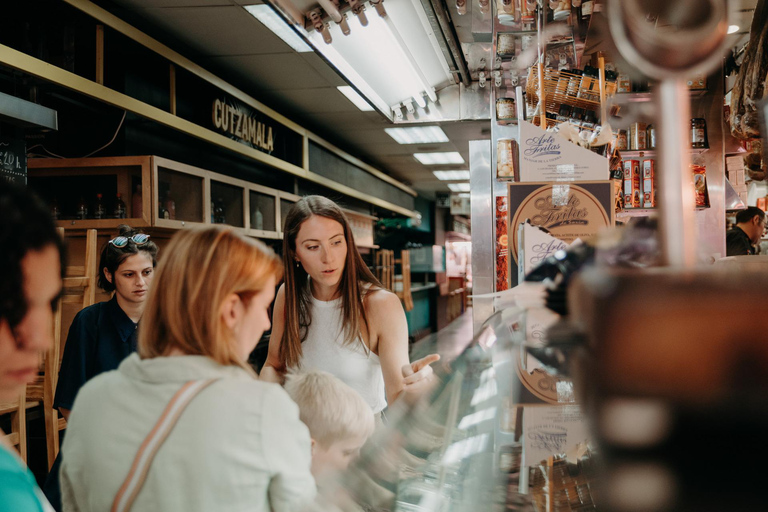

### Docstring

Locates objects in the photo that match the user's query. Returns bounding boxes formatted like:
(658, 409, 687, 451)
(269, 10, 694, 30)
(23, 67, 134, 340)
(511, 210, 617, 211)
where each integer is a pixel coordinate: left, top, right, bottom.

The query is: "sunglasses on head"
(109, 234, 151, 247)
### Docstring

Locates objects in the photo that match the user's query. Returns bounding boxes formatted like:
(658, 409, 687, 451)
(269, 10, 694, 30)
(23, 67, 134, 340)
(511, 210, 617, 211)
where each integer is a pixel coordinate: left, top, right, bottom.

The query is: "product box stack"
(726, 155, 748, 206)
(623, 159, 657, 209)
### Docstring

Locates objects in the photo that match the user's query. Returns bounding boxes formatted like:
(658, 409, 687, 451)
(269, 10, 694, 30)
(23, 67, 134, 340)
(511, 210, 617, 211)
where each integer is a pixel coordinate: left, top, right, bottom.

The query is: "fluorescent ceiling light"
(414, 152, 464, 165)
(728, 25, 740, 34)
(433, 170, 470, 181)
(244, 5, 313, 53)
(337, 86, 374, 111)
(385, 126, 449, 144)
(447, 183, 470, 192)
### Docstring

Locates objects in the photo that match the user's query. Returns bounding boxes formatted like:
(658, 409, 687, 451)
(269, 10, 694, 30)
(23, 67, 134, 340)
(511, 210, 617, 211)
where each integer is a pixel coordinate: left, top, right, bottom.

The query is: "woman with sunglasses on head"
(43, 225, 158, 510)
(260, 196, 439, 416)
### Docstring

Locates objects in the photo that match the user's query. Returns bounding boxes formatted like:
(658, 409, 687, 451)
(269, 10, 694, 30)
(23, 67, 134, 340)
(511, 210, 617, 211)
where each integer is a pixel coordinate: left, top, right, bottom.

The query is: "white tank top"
(299, 293, 387, 413)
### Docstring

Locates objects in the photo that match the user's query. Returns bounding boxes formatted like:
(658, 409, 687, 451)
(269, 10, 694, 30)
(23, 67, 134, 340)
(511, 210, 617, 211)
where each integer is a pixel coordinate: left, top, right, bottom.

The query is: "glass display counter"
(316, 290, 595, 512)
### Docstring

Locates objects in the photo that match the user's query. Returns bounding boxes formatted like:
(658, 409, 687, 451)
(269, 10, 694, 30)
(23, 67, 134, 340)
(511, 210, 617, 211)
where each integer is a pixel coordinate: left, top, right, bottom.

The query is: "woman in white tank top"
(261, 196, 438, 410)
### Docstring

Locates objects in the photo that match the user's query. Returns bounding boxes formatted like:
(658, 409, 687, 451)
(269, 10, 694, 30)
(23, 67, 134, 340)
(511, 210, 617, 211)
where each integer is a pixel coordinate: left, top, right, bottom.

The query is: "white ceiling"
(102, 0, 485, 198)
(100, 0, 756, 198)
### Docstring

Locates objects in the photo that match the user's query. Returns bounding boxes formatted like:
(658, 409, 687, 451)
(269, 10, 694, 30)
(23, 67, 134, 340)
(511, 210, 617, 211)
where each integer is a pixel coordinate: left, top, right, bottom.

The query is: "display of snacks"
(642, 159, 656, 208)
(693, 164, 710, 208)
(623, 159, 641, 208)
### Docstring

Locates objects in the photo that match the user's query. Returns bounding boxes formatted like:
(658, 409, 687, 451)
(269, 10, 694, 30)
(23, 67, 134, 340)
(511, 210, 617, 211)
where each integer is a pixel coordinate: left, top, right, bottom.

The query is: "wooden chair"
(375, 249, 395, 292)
(27, 228, 98, 469)
(0, 393, 27, 462)
(394, 250, 414, 312)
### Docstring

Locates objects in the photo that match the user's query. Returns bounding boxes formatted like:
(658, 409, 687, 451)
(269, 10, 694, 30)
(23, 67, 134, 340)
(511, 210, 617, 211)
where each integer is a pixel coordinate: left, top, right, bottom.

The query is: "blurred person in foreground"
(726, 206, 766, 256)
(0, 179, 64, 511)
(60, 226, 315, 512)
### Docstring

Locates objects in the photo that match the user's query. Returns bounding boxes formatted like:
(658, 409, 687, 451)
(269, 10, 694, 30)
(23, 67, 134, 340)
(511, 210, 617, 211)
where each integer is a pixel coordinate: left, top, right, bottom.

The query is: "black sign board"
(0, 138, 27, 185)
(174, 69, 303, 168)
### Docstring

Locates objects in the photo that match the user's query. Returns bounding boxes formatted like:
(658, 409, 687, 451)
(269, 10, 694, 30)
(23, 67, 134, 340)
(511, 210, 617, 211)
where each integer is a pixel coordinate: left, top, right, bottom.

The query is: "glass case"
(249, 189, 278, 236)
(316, 295, 593, 512)
(211, 179, 245, 228)
(154, 158, 206, 228)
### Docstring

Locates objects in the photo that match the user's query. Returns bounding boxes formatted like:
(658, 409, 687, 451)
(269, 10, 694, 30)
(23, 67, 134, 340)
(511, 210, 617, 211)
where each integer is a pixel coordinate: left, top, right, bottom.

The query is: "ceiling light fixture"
(244, 5, 313, 53)
(728, 24, 740, 34)
(414, 152, 464, 165)
(447, 183, 471, 192)
(337, 86, 375, 111)
(385, 126, 449, 144)
(264, 0, 452, 120)
(433, 170, 470, 180)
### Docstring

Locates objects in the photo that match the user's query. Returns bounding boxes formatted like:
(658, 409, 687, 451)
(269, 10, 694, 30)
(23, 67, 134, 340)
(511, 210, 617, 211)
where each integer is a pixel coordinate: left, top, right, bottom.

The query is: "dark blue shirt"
(53, 296, 138, 411)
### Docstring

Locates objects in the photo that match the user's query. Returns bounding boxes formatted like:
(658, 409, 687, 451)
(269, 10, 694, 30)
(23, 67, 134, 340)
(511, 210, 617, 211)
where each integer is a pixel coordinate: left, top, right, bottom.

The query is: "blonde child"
(285, 370, 376, 480)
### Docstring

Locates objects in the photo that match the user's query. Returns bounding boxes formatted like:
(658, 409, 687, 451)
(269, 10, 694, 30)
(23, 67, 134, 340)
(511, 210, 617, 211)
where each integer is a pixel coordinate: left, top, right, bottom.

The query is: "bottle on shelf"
(159, 194, 170, 220)
(647, 124, 656, 150)
(113, 193, 127, 219)
(50, 198, 61, 221)
(76, 196, 88, 220)
(252, 206, 264, 230)
(214, 198, 226, 224)
(93, 193, 106, 220)
(132, 182, 143, 218)
(165, 191, 176, 220)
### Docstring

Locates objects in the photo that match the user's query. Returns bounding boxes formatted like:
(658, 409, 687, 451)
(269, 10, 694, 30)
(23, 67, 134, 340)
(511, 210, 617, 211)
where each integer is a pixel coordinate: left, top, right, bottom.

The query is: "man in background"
(726, 206, 766, 256)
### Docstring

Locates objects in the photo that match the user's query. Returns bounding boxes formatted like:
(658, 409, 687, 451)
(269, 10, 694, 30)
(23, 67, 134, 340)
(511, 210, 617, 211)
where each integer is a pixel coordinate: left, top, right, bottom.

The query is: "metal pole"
(658, 79, 697, 268)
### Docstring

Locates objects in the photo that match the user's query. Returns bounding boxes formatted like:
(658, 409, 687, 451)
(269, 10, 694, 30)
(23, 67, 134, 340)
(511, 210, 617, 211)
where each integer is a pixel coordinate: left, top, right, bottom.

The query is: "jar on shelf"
(496, 97, 517, 121)
(691, 118, 708, 149)
(616, 129, 628, 151)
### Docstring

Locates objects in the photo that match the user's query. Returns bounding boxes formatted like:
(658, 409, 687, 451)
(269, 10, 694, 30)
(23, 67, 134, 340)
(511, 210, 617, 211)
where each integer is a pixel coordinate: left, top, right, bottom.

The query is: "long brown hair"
(280, 196, 381, 369)
(138, 225, 282, 372)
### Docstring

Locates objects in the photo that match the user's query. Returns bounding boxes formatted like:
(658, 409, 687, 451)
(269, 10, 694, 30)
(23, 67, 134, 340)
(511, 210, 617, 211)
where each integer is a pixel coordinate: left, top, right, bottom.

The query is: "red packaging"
(623, 160, 641, 208)
(692, 164, 710, 208)
(496, 196, 509, 291)
(642, 159, 656, 208)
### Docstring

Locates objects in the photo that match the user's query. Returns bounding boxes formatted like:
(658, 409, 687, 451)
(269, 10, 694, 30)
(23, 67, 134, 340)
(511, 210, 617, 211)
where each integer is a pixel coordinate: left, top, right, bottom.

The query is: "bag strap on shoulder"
(111, 378, 219, 512)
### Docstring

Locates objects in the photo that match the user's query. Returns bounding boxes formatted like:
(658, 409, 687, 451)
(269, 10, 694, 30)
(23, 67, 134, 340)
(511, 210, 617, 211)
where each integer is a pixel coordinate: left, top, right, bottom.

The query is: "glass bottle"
(132, 183, 143, 219)
(93, 193, 105, 219)
(165, 191, 176, 220)
(76, 196, 88, 220)
(647, 124, 656, 149)
(50, 198, 61, 221)
(113, 193, 127, 219)
(252, 206, 264, 230)
(214, 198, 226, 224)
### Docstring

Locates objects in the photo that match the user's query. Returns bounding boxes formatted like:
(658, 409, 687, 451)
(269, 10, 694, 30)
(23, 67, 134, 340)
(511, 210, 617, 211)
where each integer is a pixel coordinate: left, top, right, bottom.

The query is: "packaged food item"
(630, 122, 648, 151)
(691, 118, 708, 149)
(617, 73, 631, 93)
(692, 164, 710, 207)
(497, 138, 517, 178)
(647, 124, 656, 149)
(623, 160, 641, 208)
(556, 104, 572, 123)
(497, 33, 516, 56)
(616, 129, 628, 151)
(642, 159, 656, 208)
(496, 97, 517, 120)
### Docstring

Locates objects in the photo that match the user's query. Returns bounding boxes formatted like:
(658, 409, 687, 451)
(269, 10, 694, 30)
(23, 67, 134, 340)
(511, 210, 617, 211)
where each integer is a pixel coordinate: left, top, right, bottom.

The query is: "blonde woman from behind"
(61, 226, 315, 512)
